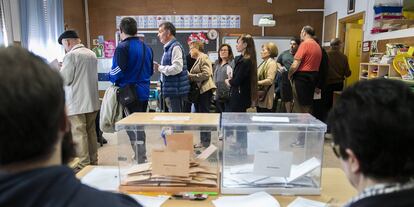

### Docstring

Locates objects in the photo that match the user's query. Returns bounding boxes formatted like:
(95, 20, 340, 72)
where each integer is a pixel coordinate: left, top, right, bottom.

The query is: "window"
(20, 0, 64, 62)
(0, 1, 9, 46)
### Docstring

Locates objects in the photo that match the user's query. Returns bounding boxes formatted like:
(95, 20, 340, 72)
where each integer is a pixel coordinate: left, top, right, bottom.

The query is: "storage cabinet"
(359, 63, 400, 80)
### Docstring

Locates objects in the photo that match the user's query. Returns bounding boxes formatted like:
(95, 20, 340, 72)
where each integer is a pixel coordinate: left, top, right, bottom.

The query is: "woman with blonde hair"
(188, 40, 216, 147)
(257, 42, 278, 112)
(225, 34, 257, 112)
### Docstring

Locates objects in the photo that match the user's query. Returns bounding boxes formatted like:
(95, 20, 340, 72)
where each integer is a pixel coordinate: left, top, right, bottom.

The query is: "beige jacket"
(257, 58, 277, 109)
(188, 53, 216, 94)
(60, 44, 99, 116)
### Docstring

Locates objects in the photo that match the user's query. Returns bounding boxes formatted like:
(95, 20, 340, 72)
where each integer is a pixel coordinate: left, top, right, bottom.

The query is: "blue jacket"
(109, 37, 153, 101)
(161, 39, 190, 98)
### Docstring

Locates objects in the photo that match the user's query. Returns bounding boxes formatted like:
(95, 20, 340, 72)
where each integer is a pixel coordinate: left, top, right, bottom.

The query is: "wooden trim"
(324, 12, 337, 42)
(338, 12, 365, 53)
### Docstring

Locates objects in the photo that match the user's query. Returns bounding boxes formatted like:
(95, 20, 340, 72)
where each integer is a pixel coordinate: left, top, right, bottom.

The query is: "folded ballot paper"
(223, 157, 321, 187)
(212, 191, 280, 207)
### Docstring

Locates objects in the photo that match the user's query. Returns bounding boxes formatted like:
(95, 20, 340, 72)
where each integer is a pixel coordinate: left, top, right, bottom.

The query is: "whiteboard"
(223, 36, 293, 65)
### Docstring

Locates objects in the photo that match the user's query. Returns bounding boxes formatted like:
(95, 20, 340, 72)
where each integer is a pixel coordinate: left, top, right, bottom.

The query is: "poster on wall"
(116, 15, 240, 29)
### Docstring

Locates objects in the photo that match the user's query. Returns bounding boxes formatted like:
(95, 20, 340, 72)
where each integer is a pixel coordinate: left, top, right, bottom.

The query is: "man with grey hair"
(59, 30, 100, 171)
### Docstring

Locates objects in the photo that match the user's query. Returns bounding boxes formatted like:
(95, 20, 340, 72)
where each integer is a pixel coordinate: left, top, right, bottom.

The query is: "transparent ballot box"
(115, 112, 220, 193)
(221, 113, 326, 195)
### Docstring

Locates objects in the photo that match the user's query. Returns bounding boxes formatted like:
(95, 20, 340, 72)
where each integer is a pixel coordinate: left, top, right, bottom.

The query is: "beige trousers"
(68, 111, 98, 168)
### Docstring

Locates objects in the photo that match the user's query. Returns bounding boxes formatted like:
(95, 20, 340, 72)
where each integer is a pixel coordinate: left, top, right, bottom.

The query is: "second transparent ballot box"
(221, 113, 326, 195)
(115, 112, 220, 193)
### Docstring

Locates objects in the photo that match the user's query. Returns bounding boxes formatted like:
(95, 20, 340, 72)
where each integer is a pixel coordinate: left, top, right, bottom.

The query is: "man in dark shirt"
(276, 37, 300, 112)
(323, 38, 351, 122)
(0, 46, 142, 207)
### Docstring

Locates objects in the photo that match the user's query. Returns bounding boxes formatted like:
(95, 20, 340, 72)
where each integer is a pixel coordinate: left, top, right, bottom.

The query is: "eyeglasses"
(331, 142, 341, 158)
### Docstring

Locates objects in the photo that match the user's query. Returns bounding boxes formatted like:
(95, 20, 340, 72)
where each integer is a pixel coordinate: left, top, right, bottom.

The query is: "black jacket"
(229, 55, 252, 112)
(0, 166, 141, 207)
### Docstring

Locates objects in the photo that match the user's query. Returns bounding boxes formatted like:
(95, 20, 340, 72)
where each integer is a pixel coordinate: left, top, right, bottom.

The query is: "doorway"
(338, 12, 365, 86)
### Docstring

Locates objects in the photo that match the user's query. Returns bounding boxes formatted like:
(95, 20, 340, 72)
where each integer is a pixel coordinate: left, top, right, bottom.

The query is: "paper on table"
(253, 150, 293, 177)
(247, 131, 279, 155)
(81, 166, 119, 191)
(212, 191, 280, 207)
(128, 194, 170, 207)
(287, 197, 327, 207)
(153, 116, 190, 121)
(251, 116, 290, 123)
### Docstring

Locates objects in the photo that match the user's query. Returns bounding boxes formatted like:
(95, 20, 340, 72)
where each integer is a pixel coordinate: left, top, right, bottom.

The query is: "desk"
(77, 167, 357, 207)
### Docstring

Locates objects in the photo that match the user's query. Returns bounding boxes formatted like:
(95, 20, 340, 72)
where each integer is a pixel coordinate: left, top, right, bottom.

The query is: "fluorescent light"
(297, 9, 324, 12)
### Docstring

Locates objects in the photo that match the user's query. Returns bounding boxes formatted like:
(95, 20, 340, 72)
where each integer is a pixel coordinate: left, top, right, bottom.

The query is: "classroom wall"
(63, 0, 87, 43)
(64, 0, 324, 47)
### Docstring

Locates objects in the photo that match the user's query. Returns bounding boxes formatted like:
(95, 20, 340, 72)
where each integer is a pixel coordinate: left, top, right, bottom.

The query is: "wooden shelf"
(359, 63, 402, 80)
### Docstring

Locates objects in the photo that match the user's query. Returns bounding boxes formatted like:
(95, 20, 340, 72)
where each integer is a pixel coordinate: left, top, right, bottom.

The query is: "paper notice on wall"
(247, 131, 279, 155)
(253, 150, 293, 177)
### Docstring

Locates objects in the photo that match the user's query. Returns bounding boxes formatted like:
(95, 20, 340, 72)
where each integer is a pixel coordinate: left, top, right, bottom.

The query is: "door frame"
(338, 12, 365, 54)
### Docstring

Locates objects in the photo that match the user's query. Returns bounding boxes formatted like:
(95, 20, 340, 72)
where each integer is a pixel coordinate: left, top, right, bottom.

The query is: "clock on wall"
(207, 29, 218, 40)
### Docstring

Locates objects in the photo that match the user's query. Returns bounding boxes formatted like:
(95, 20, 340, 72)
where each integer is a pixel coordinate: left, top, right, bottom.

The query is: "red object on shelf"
(374, 15, 404, 20)
(371, 28, 389, 34)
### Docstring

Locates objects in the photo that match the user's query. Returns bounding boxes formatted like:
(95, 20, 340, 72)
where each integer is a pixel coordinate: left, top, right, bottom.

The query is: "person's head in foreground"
(0, 46, 141, 207)
(328, 78, 414, 207)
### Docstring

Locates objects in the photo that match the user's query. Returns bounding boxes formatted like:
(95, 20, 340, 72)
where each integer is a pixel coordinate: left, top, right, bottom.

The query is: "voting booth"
(115, 113, 220, 193)
(221, 113, 326, 195)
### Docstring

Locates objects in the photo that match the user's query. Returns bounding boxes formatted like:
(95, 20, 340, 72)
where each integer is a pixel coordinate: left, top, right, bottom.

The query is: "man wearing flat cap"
(59, 30, 100, 171)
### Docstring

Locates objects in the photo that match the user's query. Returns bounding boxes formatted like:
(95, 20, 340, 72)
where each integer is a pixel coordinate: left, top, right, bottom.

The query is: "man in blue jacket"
(109, 17, 153, 163)
(0, 46, 142, 207)
(154, 22, 190, 112)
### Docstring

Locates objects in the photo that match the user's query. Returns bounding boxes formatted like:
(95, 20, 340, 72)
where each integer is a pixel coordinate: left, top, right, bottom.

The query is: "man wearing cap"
(59, 30, 100, 171)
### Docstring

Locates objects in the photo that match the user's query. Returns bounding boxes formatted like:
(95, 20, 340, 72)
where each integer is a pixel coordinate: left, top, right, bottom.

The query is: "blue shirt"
(109, 37, 153, 101)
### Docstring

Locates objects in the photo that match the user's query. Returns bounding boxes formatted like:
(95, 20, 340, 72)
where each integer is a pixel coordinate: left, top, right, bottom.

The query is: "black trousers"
(194, 89, 213, 147)
(322, 82, 344, 126)
(124, 100, 148, 164)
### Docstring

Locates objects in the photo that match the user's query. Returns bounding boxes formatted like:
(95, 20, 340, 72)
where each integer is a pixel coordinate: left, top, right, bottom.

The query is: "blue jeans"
(165, 96, 184, 112)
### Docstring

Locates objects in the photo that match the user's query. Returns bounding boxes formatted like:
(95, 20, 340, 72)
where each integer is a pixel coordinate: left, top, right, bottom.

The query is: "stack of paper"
(123, 161, 218, 187)
(212, 191, 280, 207)
(223, 157, 321, 188)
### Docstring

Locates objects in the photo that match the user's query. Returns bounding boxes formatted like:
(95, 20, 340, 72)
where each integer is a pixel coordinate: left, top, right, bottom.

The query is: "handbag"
(216, 82, 230, 101)
(117, 84, 138, 106)
(117, 42, 146, 107)
(257, 85, 271, 102)
(188, 82, 200, 103)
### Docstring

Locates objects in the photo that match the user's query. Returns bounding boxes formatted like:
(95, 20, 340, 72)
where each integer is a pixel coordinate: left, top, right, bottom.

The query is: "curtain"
(19, 0, 64, 62)
(0, 1, 8, 46)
